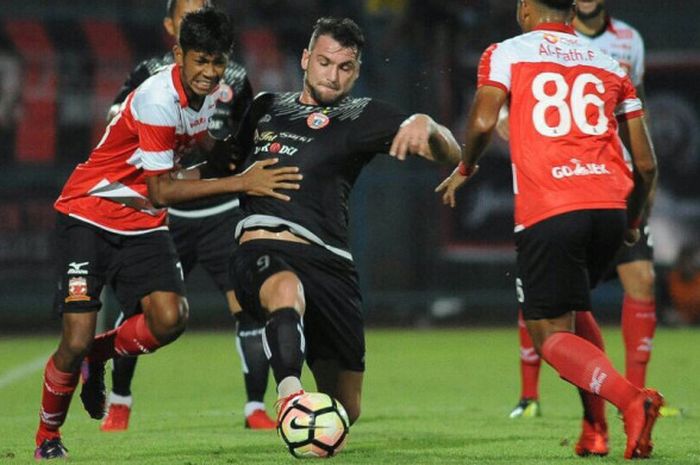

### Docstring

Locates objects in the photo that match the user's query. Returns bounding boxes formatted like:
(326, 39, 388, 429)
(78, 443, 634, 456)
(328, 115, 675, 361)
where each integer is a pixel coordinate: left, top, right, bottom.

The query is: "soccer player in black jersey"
(230, 17, 461, 427)
(101, 0, 275, 431)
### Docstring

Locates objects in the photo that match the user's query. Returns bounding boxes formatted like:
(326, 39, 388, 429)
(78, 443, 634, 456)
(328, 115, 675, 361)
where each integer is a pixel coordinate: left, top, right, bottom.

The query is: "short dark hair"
(179, 7, 234, 55)
(537, 0, 575, 11)
(166, 0, 212, 19)
(309, 17, 365, 60)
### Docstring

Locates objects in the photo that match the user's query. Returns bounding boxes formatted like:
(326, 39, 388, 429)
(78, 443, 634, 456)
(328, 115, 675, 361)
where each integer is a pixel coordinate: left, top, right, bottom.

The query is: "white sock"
(108, 392, 133, 408)
(277, 376, 303, 398)
(244, 401, 266, 417)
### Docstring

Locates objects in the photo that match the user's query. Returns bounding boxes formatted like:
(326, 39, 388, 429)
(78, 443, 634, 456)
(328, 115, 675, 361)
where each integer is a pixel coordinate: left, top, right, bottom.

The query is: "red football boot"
(245, 409, 277, 430)
(275, 390, 305, 426)
(622, 388, 664, 459)
(575, 419, 609, 457)
(100, 403, 131, 432)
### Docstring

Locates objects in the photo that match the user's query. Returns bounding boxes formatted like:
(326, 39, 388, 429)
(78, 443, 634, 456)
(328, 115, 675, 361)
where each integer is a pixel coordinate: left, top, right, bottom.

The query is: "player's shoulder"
(223, 59, 249, 89)
(131, 64, 179, 113)
(609, 17, 644, 42)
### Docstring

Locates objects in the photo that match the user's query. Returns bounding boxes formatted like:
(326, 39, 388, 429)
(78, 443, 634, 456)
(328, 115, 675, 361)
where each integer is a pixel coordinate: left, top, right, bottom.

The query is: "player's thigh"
(110, 231, 186, 320)
(168, 214, 200, 277)
(195, 212, 239, 295)
(296, 247, 365, 375)
(53, 213, 110, 316)
(516, 210, 598, 320)
(230, 240, 298, 321)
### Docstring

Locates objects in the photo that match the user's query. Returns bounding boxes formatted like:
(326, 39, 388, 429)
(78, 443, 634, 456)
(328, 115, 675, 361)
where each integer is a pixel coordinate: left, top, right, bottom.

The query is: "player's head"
(164, 0, 211, 40)
(301, 17, 364, 106)
(517, 0, 575, 32)
(575, 0, 606, 20)
(174, 8, 233, 98)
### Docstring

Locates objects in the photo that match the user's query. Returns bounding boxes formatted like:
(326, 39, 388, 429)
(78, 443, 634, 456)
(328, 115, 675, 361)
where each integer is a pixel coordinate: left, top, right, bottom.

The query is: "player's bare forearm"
(461, 85, 507, 169)
(428, 123, 461, 165)
(621, 116, 657, 225)
(147, 159, 303, 207)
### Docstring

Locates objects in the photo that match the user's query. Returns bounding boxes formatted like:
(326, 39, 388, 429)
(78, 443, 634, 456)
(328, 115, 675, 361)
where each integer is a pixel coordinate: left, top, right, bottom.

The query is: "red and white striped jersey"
(478, 23, 643, 231)
(55, 64, 225, 234)
(576, 17, 645, 87)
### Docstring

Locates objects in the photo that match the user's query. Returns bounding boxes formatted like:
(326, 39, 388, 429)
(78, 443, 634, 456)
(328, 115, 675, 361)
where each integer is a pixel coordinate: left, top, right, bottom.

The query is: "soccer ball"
(278, 392, 350, 458)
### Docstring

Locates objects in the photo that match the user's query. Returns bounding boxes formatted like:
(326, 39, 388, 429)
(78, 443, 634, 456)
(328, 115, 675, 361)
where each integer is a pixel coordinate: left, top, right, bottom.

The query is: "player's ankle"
(108, 392, 133, 407)
(278, 376, 303, 398)
(244, 401, 266, 417)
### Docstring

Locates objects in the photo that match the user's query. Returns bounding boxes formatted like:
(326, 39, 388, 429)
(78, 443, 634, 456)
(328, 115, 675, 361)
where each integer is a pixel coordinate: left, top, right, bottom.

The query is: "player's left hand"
(389, 114, 434, 161)
(434, 166, 478, 208)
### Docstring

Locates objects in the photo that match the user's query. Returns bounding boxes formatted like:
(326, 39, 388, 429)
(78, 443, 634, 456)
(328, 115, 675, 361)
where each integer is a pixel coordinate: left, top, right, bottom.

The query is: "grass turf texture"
(1, 328, 698, 464)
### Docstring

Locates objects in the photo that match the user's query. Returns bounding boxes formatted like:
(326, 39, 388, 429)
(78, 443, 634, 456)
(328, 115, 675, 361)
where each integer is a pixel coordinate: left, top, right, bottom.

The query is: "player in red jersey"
(101, 0, 276, 433)
(436, 0, 661, 459)
(509, 0, 680, 421)
(33, 9, 302, 460)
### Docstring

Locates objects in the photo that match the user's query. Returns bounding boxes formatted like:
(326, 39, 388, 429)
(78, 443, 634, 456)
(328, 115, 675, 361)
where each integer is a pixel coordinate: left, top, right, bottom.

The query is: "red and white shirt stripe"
(55, 64, 223, 234)
(478, 23, 643, 231)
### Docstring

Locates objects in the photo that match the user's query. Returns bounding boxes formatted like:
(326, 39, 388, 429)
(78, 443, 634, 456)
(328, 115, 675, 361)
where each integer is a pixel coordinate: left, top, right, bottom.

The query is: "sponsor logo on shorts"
(551, 159, 610, 179)
(307, 112, 330, 130)
(65, 276, 90, 303)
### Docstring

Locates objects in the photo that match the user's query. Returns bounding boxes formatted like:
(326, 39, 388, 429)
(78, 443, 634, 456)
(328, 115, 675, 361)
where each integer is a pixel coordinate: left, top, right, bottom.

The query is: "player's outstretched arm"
(146, 158, 302, 207)
(435, 85, 506, 207)
(389, 114, 461, 164)
(618, 115, 657, 244)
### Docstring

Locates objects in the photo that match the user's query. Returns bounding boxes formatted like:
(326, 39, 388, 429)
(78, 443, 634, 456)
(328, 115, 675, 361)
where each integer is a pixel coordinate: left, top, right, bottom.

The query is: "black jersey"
(112, 52, 253, 213)
(234, 92, 409, 260)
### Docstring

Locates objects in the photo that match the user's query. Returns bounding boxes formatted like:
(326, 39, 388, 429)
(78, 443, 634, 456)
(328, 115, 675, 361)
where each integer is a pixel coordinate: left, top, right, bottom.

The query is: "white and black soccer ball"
(278, 392, 350, 458)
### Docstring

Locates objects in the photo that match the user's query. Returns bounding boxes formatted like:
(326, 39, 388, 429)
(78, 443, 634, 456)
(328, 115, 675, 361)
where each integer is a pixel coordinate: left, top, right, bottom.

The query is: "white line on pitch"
(0, 354, 49, 389)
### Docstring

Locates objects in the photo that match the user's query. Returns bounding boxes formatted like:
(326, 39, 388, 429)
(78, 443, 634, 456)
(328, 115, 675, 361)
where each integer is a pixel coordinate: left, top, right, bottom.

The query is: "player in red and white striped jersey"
(436, 0, 661, 459)
(33, 9, 302, 460)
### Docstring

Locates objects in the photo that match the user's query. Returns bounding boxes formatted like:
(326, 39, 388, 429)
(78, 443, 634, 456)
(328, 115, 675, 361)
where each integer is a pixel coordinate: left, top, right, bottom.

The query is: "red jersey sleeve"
(615, 75, 644, 121)
(477, 43, 511, 94)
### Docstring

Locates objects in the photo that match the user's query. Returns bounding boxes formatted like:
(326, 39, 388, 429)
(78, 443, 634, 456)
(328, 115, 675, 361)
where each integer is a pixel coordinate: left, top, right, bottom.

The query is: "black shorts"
(515, 209, 625, 320)
(169, 207, 241, 292)
(231, 240, 365, 372)
(614, 219, 654, 265)
(53, 213, 186, 317)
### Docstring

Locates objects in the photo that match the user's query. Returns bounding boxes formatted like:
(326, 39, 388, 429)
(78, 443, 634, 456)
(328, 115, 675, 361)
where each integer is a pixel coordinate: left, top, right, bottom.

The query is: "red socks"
(574, 312, 606, 425)
(36, 357, 79, 445)
(114, 313, 161, 357)
(621, 295, 656, 388)
(517, 309, 541, 399)
(541, 332, 640, 412)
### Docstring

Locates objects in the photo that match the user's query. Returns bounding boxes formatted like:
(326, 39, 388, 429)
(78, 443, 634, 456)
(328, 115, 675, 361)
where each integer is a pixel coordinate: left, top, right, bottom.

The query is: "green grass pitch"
(1, 327, 698, 464)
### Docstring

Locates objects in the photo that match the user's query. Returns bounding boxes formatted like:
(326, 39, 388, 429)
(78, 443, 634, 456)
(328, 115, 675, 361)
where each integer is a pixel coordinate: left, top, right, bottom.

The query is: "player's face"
(164, 0, 208, 40)
(576, 0, 605, 20)
(176, 48, 227, 98)
(301, 34, 360, 106)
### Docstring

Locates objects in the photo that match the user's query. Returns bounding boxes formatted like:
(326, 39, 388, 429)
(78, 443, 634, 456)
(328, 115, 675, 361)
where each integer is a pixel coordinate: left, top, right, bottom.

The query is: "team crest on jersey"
(217, 83, 234, 103)
(307, 112, 330, 130)
(66, 277, 90, 303)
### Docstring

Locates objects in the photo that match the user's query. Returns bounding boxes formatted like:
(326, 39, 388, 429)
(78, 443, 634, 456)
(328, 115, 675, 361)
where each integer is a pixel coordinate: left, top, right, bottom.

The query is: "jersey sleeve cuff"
(616, 109, 645, 121)
(477, 81, 509, 94)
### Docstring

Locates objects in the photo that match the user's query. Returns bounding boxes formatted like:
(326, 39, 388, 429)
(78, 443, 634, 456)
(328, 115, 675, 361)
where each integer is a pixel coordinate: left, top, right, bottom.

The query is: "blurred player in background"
(230, 17, 461, 429)
(436, 0, 661, 458)
(509, 0, 679, 420)
(101, 0, 276, 433)
(33, 9, 301, 460)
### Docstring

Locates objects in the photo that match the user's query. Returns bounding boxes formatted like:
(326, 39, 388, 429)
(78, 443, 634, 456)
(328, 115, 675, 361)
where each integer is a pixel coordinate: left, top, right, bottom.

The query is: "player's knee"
(147, 295, 189, 341)
(260, 272, 304, 312)
(59, 332, 93, 361)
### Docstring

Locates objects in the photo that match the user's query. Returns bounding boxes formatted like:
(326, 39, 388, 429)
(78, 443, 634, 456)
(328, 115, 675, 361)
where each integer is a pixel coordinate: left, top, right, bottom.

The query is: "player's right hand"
(623, 227, 641, 246)
(237, 158, 302, 201)
(434, 167, 470, 208)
